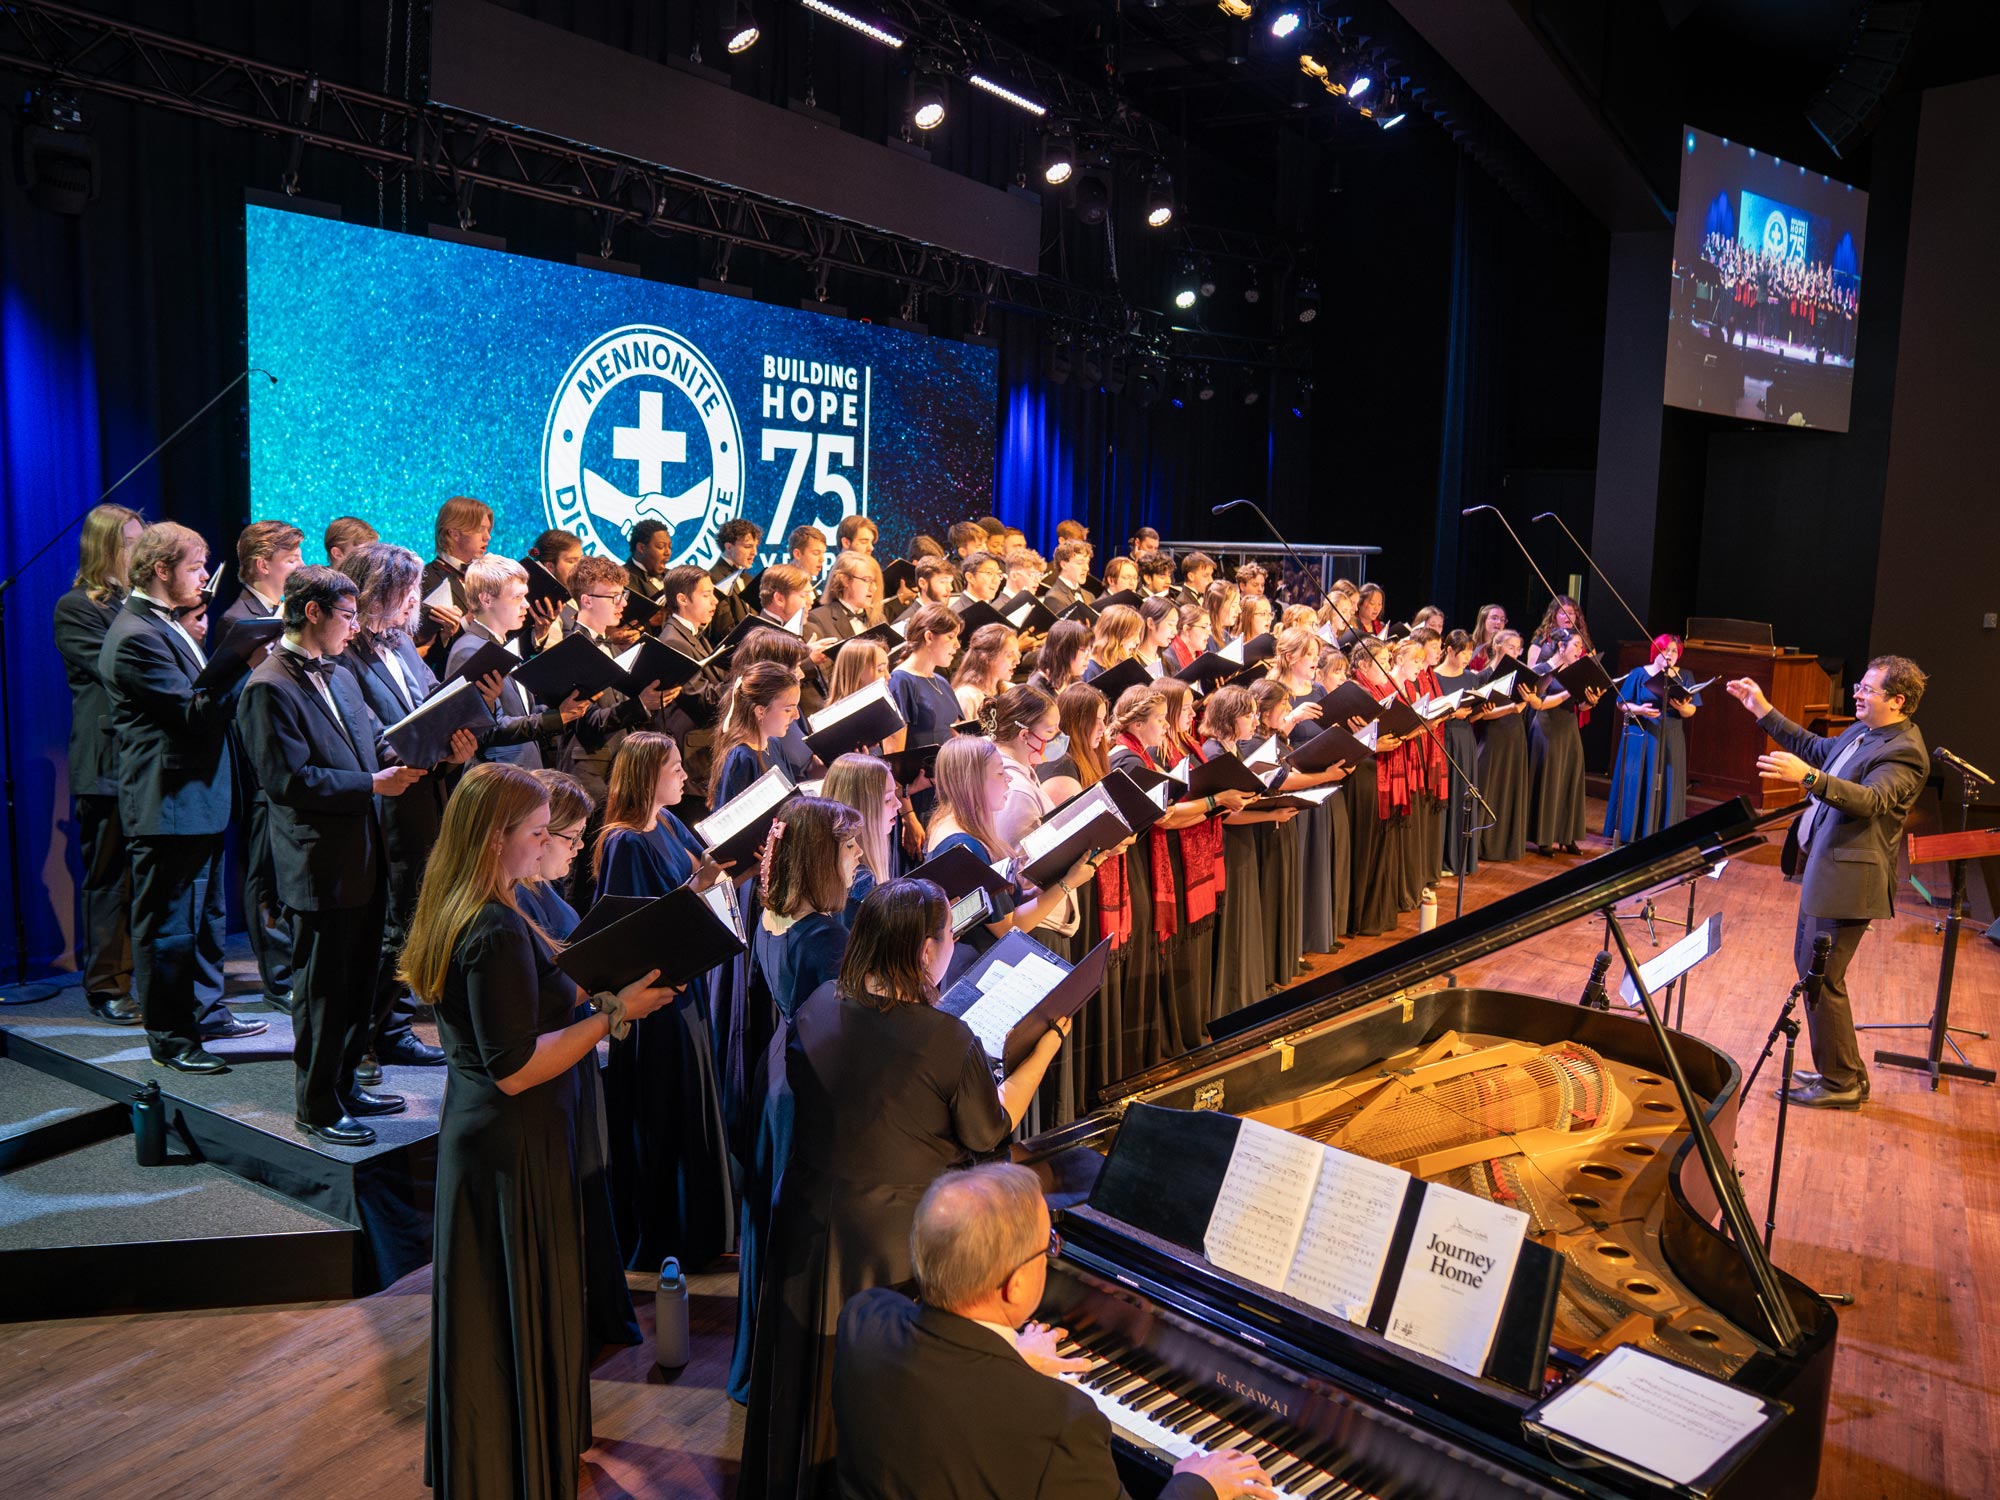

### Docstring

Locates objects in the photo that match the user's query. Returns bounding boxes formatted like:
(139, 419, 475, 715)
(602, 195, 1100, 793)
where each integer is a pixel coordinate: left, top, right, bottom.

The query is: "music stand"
(1870, 810, 1998, 1090)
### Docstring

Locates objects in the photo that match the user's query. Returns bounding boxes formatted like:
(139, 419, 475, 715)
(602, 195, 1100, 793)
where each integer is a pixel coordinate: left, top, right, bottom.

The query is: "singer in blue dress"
(593, 734, 735, 1272)
(1605, 634, 1698, 841)
(728, 798, 860, 1403)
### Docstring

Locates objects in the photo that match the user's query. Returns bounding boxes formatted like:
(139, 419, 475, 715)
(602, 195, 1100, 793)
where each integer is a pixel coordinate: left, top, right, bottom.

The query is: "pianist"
(833, 1162, 1275, 1500)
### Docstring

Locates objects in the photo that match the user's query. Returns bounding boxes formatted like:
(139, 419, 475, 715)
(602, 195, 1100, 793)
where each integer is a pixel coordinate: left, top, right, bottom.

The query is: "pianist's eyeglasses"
(1004, 1228, 1062, 1285)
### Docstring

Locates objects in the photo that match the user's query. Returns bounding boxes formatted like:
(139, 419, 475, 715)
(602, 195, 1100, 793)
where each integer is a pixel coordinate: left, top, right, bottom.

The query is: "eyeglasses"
(582, 591, 626, 605)
(331, 606, 359, 622)
(548, 827, 585, 848)
(1001, 1227, 1063, 1285)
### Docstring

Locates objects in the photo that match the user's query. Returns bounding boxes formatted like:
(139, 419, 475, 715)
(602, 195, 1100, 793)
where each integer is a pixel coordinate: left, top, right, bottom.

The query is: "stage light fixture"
(1172, 256, 1200, 310)
(1144, 171, 1175, 229)
(1198, 261, 1218, 299)
(1241, 375, 1262, 406)
(1270, 9, 1303, 39)
(1299, 54, 1328, 81)
(725, 2, 761, 53)
(970, 74, 1046, 116)
(1073, 152, 1111, 225)
(1041, 126, 1074, 186)
(1348, 71, 1372, 99)
(1243, 269, 1262, 305)
(1224, 22, 1253, 66)
(1167, 367, 1189, 409)
(912, 73, 947, 131)
(1132, 357, 1164, 406)
(1294, 277, 1320, 324)
(1289, 377, 1314, 419)
(813, 262, 831, 302)
(801, 0, 905, 48)
(1045, 331, 1074, 385)
(1195, 366, 1217, 401)
(13, 90, 99, 215)
(1079, 342, 1104, 387)
(1216, 0, 1253, 17)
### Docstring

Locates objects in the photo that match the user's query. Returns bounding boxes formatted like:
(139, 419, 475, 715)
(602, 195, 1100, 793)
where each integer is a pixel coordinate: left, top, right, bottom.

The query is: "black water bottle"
(132, 1081, 166, 1166)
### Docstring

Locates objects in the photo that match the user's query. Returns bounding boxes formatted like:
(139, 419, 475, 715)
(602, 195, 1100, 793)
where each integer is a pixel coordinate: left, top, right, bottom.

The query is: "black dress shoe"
(1792, 1070, 1870, 1102)
(199, 1015, 269, 1042)
(261, 990, 294, 1014)
(296, 1115, 376, 1147)
(1779, 1077, 1866, 1111)
(152, 1046, 229, 1074)
(376, 1034, 447, 1068)
(343, 1088, 408, 1117)
(354, 1052, 384, 1087)
(87, 995, 141, 1024)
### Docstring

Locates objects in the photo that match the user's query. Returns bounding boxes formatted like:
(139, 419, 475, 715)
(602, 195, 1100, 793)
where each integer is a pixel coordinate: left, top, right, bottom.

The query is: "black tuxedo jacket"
(1042, 578, 1085, 616)
(710, 558, 755, 638)
(412, 556, 469, 669)
(556, 622, 656, 804)
(338, 632, 453, 871)
(98, 596, 239, 838)
(448, 621, 561, 769)
(237, 648, 387, 912)
(807, 602, 870, 644)
(222, 588, 277, 626)
(221, 588, 280, 816)
(833, 1289, 1209, 1500)
(53, 586, 122, 796)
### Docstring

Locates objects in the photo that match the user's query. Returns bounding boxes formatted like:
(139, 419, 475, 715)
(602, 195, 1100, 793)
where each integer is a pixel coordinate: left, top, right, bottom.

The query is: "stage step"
(0, 1056, 128, 1172)
(0, 1135, 360, 1321)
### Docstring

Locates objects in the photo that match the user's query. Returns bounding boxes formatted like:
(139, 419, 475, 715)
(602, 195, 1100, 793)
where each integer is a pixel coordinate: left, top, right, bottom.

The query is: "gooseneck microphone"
(1459, 504, 1563, 600)
(1208, 497, 1332, 611)
(1801, 932, 1833, 1010)
(1530, 511, 1651, 642)
(1579, 951, 1613, 1011)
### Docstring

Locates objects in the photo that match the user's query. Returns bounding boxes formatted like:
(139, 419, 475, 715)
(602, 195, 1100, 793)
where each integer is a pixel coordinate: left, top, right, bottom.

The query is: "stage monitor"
(244, 203, 998, 569)
(1665, 127, 1868, 432)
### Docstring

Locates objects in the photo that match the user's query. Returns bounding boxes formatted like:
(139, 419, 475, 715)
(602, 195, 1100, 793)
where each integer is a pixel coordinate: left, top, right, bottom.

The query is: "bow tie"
(295, 655, 336, 683)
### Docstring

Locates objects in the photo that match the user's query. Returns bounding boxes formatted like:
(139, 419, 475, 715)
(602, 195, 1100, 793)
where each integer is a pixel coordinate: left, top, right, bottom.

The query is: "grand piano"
(1021, 799, 1837, 1499)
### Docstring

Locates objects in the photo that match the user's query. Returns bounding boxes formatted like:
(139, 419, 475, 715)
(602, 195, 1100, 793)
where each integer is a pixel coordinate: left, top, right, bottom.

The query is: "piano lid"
(1098, 797, 1785, 1109)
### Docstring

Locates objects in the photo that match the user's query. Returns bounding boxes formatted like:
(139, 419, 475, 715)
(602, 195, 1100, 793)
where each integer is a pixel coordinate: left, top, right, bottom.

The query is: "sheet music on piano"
(1203, 1118, 1412, 1321)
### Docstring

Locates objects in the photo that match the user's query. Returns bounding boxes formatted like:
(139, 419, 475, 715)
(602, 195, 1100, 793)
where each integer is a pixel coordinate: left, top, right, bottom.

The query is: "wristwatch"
(1801, 769, 1820, 793)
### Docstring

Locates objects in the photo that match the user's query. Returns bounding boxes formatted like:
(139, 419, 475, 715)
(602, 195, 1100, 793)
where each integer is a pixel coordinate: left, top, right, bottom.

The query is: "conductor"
(1725, 657, 1929, 1110)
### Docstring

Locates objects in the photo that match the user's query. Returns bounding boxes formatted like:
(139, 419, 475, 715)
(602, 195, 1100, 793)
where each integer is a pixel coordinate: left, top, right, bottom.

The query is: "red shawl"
(1164, 738, 1227, 927)
(1378, 675, 1449, 818)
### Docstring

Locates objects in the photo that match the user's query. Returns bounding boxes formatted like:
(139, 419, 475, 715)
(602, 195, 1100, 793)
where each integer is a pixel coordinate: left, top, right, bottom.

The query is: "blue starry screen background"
(245, 204, 998, 566)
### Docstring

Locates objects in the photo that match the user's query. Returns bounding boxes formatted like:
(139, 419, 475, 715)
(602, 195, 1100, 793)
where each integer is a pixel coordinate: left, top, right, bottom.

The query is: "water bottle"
(132, 1081, 166, 1166)
(654, 1256, 690, 1369)
(1419, 887, 1438, 934)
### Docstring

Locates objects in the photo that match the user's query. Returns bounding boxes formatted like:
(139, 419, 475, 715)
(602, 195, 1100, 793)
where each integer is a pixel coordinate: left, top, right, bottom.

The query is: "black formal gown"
(738, 985, 1014, 1500)
(1477, 707, 1531, 862)
(1346, 758, 1400, 937)
(1196, 738, 1270, 1015)
(1529, 701, 1588, 848)
(518, 880, 640, 1350)
(1435, 668, 1483, 878)
(426, 901, 590, 1500)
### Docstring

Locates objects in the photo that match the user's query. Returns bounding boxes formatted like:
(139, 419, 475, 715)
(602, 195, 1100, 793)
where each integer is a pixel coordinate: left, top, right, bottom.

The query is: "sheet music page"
(1532, 1344, 1773, 1487)
(1482, 671, 1516, 700)
(384, 674, 473, 737)
(1619, 913, 1722, 1007)
(694, 766, 793, 851)
(1355, 722, 1381, 750)
(423, 578, 454, 610)
(1383, 1181, 1528, 1376)
(1219, 637, 1247, 664)
(1203, 1119, 1326, 1289)
(1167, 760, 1190, 784)
(614, 639, 647, 674)
(698, 877, 744, 940)
(1292, 785, 1340, 805)
(1005, 598, 1036, 627)
(1242, 735, 1279, 769)
(1019, 791, 1106, 862)
(806, 676, 893, 733)
(956, 951, 1070, 1061)
(1146, 781, 1170, 809)
(1282, 1147, 1411, 1322)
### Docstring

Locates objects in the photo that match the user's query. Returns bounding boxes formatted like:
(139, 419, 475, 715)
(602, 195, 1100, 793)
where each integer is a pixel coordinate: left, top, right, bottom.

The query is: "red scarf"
(1378, 675, 1448, 818)
(1174, 739, 1227, 925)
(1114, 734, 1183, 943)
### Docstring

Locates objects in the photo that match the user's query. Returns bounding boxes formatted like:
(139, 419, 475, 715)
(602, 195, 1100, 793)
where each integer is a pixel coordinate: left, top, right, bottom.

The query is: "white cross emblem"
(612, 390, 687, 495)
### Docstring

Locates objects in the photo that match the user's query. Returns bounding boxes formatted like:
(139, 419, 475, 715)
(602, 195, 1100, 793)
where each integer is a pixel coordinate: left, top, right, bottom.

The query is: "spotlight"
(970, 74, 1046, 116)
(1045, 331, 1074, 385)
(1224, 21, 1253, 65)
(1241, 375, 1262, 406)
(1270, 9, 1303, 39)
(725, 1, 760, 53)
(1144, 170, 1174, 229)
(1375, 87, 1405, 129)
(13, 90, 99, 215)
(1294, 276, 1320, 324)
(801, 0, 905, 48)
(1074, 150, 1111, 225)
(1195, 366, 1217, 401)
(1348, 71, 1373, 100)
(1216, 0, 1253, 17)
(912, 73, 947, 131)
(1172, 256, 1200, 310)
(1198, 261, 1219, 300)
(1289, 377, 1314, 419)
(1040, 124, 1074, 185)
(1243, 269, 1262, 305)
(1167, 367, 1189, 409)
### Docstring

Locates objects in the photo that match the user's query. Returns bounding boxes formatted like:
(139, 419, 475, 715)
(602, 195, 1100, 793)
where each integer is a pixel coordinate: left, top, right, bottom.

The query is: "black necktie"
(296, 655, 335, 683)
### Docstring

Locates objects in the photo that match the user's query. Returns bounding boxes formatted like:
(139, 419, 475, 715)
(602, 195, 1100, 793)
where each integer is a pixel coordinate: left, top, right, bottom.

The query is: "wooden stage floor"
(2, 814, 1993, 1499)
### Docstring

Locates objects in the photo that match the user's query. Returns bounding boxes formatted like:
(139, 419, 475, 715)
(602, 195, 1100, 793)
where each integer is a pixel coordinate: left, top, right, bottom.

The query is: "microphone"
(1460, 504, 1494, 517)
(1578, 951, 1613, 1011)
(1933, 746, 1995, 786)
(1530, 512, 1557, 522)
(1801, 932, 1833, 1010)
(1211, 498, 1252, 516)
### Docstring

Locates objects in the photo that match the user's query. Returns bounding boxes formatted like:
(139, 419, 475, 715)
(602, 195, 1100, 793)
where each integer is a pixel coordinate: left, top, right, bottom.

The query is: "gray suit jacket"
(1759, 709, 1928, 920)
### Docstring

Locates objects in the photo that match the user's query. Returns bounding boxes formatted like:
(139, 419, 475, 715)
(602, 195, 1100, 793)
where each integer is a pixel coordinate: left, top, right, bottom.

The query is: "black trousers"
(293, 894, 388, 1124)
(242, 793, 295, 997)
(76, 794, 132, 1002)
(370, 851, 426, 1051)
(1793, 910, 1871, 1089)
(130, 833, 230, 1055)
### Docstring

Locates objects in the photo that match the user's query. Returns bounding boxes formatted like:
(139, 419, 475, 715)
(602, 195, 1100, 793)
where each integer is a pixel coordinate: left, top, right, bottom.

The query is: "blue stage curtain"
(1431, 158, 1505, 620)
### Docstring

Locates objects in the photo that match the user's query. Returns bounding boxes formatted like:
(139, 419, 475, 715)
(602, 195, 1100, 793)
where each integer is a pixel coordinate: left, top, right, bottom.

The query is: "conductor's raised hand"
(1725, 677, 1772, 717)
(1016, 1322, 1091, 1378)
(1173, 1447, 1279, 1499)
(1756, 750, 1811, 785)
(372, 764, 427, 797)
(616, 968, 680, 1024)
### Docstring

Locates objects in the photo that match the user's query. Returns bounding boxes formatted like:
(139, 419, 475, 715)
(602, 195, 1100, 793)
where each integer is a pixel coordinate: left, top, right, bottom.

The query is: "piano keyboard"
(1057, 1334, 1377, 1500)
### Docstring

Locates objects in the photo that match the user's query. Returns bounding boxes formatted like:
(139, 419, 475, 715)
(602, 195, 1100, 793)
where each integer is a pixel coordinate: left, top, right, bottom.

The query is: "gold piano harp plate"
(1241, 1030, 1759, 1380)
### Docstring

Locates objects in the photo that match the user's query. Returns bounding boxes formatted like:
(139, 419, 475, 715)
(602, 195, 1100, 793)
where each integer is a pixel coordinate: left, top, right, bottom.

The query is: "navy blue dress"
(711, 741, 774, 811)
(922, 829, 1018, 987)
(1604, 670, 1695, 841)
(705, 739, 775, 1170)
(518, 879, 639, 1349)
(595, 818, 735, 1270)
(729, 908, 849, 1403)
(891, 667, 959, 821)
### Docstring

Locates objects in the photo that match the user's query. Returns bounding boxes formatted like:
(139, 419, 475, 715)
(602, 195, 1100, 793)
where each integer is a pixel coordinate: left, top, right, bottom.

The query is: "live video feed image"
(1665, 127, 1868, 432)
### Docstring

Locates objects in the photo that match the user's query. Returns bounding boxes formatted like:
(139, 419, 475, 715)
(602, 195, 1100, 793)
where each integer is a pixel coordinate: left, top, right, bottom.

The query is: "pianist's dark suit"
(237, 645, 391, 1125)
(223, 588, 294, 1003)
(834, 1289, 1210, 1500)
(98, 595, 240, 1057)
(53, 584, 132, 1008)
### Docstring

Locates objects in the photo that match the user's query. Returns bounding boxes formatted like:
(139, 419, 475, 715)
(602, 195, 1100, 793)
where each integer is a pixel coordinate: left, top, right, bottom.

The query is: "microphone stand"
(1530, 511, 1670, 847)
(1217, 499, 1498, 930)
(0, 367, 275, 1003)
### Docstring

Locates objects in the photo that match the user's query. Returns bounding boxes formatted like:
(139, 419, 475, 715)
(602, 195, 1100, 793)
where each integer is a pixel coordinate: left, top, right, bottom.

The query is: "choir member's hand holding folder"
(1649, 668, 1715, 708)
(997, 592, 1057, 634)
(1319, 681, 1386, 730)
(1017, 780, 1134, 889)
(382, 676, 499, 766)
(442, 635, 521, 688)
(692, 764, 797, 869)
(1552, 654, 1618, 706)
(522, 557, 573, 613)
(882, 741, 940, 787)
(1174, 649, 1251, 691)
(802, 678, 907, 761)
(1186, 751, 1284, 799)
(555, 877, 747, 996)
(907, 842, 1015, 937)
(1285, 716, 1377, 772)
(1482, 656, 1531, 698)
(508, 630, 627, 706)
(938, 929, 1113, 1071)
(1374, 693, 1427, 740)
(192, 615, 285, 694)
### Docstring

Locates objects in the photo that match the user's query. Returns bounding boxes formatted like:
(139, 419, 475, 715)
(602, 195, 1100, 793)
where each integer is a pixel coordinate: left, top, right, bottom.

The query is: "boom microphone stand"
(0, 367, 276, 1004)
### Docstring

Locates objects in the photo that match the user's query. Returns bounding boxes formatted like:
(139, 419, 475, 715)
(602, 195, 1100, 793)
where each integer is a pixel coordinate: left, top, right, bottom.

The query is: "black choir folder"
(937, 930, 1113, 1072)
(802, 679, 906, 762)
(1085, 1104, 1563, 1396)
(192, 615, 286, 694)
(555, 878, 746, 993)
(615, 634, 725, 695)
(381, 676, 494, 767)
(1552, 655, 1618, 705)
(1018, 778, 1137, 889)
(508, 629, 628, 706)
(693, 764, 797, 869)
